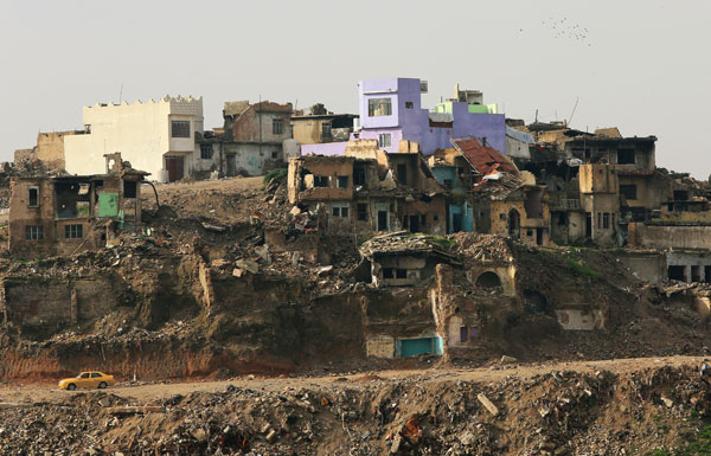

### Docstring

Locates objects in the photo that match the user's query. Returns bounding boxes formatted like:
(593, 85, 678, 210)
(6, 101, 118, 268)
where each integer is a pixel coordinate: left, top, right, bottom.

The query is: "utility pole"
(258, 94, 262, 159)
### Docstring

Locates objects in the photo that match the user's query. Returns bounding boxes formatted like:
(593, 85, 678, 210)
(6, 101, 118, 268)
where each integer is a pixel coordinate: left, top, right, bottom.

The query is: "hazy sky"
(1, 0, 709, 176)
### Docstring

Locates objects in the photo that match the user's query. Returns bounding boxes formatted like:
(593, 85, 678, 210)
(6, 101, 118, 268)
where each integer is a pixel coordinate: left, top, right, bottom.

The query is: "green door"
(98, 192, 119, 218)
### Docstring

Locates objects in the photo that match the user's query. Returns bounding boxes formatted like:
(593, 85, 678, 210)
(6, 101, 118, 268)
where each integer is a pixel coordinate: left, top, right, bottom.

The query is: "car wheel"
(98, 382, 108, 389)
(67, 383, 77, 391)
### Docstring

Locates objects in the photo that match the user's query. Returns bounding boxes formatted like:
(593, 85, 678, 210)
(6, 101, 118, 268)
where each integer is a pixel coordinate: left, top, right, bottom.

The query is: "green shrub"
(263, 168, 287, 186)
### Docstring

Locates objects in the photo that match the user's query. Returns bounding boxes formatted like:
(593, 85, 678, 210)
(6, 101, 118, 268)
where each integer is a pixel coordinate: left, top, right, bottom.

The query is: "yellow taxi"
(58, 371, 116, 390)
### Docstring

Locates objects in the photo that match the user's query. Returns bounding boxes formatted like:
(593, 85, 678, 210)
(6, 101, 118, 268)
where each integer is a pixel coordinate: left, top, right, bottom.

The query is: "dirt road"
(1, 355, 705, 404)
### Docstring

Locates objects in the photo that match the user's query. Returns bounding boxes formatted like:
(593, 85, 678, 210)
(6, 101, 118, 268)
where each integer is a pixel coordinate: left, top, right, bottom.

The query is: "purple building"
(355, 78, 506, 155)
(301, 77, 506, 157)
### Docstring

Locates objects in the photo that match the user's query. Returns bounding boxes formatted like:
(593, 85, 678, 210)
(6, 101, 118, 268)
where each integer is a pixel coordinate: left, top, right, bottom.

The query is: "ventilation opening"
(523, 290, 549, 314)
(476, 271, 502, 289)
(668, 265, 685, 282)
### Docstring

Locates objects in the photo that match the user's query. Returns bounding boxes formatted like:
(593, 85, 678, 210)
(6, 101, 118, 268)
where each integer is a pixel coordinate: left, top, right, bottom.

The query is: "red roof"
(452, 137, 518, 176)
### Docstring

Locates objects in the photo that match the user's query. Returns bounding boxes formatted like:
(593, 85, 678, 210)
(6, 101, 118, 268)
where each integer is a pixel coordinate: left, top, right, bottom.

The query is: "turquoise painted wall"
(397, 337, 444, 357)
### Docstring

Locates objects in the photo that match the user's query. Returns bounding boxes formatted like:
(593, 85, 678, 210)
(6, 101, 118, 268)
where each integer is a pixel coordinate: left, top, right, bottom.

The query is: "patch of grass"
(683, 424, 711, 455)
(565, 257, 600, 279)
(430, 236, 455, 250)
(263, 168, 287, 186)
(647, 424, 711, 456)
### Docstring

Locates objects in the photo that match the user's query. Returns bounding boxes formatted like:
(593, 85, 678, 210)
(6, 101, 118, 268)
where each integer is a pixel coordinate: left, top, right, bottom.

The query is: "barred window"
(171, 120, 191, 138)
(28, 187, 39, 207)
(272, 118, 284, 135)
(64, 224, 83, 239)
(25, 225, 43, 240)
(200, 143, 213, 160)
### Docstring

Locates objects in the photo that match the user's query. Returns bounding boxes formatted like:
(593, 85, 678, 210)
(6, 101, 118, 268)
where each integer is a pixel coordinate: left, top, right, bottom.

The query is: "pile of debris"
(359, 231, 459, 263)
(0, 363, 709, 454)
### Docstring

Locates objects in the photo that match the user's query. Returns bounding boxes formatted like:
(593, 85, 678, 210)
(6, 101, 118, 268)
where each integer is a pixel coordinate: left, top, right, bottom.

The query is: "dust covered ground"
(0, 356, 710, 455)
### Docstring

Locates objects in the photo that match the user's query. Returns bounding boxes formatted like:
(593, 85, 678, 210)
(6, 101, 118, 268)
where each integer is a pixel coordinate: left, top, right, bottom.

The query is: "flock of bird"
(520, 16, 592, 47)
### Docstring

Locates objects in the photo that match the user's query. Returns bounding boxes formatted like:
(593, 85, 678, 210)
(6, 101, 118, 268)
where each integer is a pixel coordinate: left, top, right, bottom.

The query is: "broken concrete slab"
(477, 393, 499, 416)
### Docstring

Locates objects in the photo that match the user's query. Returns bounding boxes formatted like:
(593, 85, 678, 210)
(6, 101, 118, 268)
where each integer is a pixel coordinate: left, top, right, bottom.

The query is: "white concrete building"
(64, 96, 203, 182)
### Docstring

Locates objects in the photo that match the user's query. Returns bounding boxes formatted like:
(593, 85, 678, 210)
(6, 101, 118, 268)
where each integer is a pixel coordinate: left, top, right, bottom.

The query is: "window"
(64, 224, 83, 239)
(272, 118, 284, 135)
(617, 149, 636, 165)
(603, 213, 610, 229)
(271, 150, 279, 159)
(171, 120, 191, 138)
(90, 372, 101, 378)
(383, 268, 394, 279)
(200, 143, 213, 160)
(79, 372, 90, 379)
(354, 165, 366, 186)
(122, 181, 137, 199)
(331, 204, 349, 218)
(337, 176, 349, 189)
(368, 98, 392, 117)
(357, 203, 368, 221)
(25, 225, 43, 240)
(620, 184, 637, 200)
(378, 133, 392, 148)
(28, 187, 39, 207)
(405, 101, 414, 109)
(396, 269, 407, 279)
(314, 176, 329, 187)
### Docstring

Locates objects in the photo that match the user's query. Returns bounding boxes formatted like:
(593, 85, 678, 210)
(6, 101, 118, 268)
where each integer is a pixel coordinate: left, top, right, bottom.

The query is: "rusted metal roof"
(451, 137, 518, 176)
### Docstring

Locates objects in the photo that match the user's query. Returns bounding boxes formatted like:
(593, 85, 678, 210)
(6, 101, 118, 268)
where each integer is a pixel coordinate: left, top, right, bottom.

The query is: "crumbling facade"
(288, 139, 448, 237)
(8, 153, 149, 258)
(196, 100, 293, 178)
(14, 130, 84, 172)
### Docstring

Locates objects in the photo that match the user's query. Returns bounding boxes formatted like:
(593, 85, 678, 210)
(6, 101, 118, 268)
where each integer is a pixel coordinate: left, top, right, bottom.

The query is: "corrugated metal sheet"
(505, 126, 534, 144)
(452, 137, 518, 176)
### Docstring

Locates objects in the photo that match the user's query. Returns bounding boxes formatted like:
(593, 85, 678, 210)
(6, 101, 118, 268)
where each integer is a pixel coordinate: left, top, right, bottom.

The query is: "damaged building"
(287, 139, 449, 237)
(449, 137, 551, 246)
(8, 153, 151, 258)
(197, 100, 293, 177)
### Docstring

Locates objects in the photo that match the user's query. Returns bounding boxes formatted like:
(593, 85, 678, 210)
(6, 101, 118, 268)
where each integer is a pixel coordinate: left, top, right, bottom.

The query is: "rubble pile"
(0, 364, 709, 454)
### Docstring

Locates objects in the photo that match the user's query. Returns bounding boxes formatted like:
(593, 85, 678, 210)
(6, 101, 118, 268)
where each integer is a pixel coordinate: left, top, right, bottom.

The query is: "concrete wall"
(580, 193, 619, 246)
(619, 174, 669, 210)
(293, 119, 327, 144)
(288, 156, 355, 204)
(301, 142, 348, 156)
(579, 164, 618, 194)
(666, 250, 711, 283)
(232, 108, 291, 144)
(223, 143, 283, 176)
(628, 223, 711, 250)
(65, 97, 203, 180)
(555, 309, 605, 331)
(2, 274, 123, 339)
(489, 197, 551, 247)
(617, 251, 666, 283)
